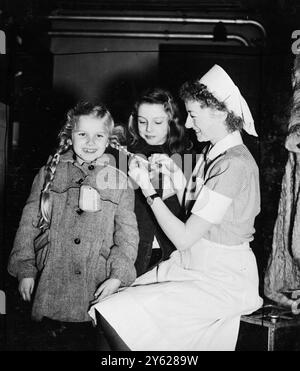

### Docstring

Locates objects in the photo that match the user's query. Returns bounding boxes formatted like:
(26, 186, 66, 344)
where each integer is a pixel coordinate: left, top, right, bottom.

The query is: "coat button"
(88, 164, 95, 170)
(74, 238, 81, 244)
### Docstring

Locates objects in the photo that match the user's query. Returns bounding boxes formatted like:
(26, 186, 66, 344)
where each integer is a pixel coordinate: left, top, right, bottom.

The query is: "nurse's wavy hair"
(38, 101, 114, 231)
(128, 88, 188, 154)
(179, 79, 243, 133)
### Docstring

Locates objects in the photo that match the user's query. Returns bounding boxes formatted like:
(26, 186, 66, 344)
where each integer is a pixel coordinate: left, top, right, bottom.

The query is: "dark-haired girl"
(127, 88, 193, 276)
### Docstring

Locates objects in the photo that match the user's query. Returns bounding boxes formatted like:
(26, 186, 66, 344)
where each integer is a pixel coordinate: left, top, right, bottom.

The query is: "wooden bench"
(0, 290, 6, 350)
(236, 304, 300, 351)
(0, 290, 5, 315)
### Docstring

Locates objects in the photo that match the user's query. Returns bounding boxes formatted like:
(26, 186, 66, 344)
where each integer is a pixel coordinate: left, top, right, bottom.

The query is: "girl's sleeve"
(191, 157, 245, 224)
(107, 182, 139, 287)
(7, 167, 46, 280)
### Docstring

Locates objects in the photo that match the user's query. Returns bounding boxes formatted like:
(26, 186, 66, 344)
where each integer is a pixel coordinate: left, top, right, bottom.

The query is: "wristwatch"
(146, 192, 160, 206)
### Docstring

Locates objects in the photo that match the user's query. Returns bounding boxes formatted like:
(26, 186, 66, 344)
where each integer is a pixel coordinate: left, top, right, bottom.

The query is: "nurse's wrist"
(141, 183, 156, 197)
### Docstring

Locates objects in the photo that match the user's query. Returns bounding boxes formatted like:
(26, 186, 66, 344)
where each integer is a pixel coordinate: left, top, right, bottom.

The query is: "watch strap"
(148, 192, 159, 200)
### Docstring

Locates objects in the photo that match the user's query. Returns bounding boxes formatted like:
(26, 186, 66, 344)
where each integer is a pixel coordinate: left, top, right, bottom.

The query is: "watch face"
(146, 196, 154, 206)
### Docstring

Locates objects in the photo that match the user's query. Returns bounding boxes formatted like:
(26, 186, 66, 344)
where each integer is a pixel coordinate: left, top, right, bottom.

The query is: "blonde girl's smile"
(82, 148, 98, 153)
(72, 115, 109, 164)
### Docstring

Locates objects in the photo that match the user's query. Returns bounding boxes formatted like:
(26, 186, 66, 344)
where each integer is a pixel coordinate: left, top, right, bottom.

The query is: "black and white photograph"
(1, 0, 300, 357)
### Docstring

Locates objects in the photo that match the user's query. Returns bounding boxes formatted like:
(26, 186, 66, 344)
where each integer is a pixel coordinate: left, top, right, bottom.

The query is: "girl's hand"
(91, 278, 121, 304)
(19, 278, 35, 302)
(128, 157, 154, 193)
(150, 154, 187, 192)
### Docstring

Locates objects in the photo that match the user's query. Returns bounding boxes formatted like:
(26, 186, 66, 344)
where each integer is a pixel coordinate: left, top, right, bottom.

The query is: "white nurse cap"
(199, 64, 258, 137)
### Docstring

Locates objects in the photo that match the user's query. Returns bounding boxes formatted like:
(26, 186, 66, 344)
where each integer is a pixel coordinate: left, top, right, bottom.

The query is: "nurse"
(89, 65, 263, 351)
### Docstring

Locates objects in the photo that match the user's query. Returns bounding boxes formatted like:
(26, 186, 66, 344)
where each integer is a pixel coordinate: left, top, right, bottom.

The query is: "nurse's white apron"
(89, 238, 262, 351)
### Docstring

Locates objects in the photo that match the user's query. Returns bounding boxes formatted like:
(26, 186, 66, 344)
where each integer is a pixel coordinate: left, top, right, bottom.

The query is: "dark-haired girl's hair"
(128, 88, 188, 154)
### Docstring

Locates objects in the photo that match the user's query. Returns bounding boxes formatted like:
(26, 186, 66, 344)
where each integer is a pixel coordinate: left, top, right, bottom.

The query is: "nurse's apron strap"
(182, 145, 209, 219)
(183, 147, 225, 221)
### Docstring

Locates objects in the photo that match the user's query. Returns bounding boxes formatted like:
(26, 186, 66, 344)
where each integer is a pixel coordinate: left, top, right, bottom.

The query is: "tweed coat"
(8, 150, 139, 322)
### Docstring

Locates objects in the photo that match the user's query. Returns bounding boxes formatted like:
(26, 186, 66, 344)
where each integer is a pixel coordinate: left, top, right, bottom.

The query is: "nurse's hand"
(128, 157, 155, 195)
(150, 154, 187, 192)
(91, 278, 121, 304)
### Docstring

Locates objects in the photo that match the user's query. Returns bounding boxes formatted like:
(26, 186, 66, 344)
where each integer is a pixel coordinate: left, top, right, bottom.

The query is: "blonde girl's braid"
(38, 112, 74, 231)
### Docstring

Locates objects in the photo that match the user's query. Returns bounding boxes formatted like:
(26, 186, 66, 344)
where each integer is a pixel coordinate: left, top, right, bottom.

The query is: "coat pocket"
(34, 229, 50, 272)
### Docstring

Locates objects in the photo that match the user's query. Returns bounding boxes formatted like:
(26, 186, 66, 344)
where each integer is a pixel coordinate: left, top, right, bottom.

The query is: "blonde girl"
(8, 102, 138, 346)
